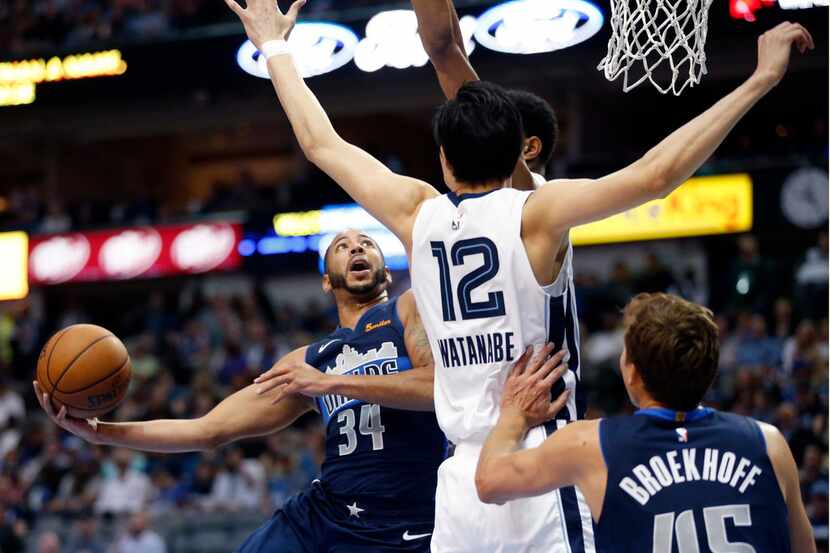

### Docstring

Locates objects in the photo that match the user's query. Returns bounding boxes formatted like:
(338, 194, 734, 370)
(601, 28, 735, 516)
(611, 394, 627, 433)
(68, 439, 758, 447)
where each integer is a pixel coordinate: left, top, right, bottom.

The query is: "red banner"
(29, 222, 242, 285)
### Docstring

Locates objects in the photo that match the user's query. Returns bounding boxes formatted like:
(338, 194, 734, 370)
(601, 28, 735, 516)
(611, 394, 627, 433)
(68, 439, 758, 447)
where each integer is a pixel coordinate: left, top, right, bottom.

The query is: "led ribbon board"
(571, 174, 753, 245)
(0, 232, 29, 300)
(238, 0, 602, 78)
(474, 0, 604, 54)
(0, 50, 127, 107)
(237, 22, 359, 79)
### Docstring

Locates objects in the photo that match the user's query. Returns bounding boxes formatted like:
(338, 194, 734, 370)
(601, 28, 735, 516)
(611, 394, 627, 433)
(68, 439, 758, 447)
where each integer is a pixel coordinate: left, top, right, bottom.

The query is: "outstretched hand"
(754, 22, 814, 87)
(223, 0, 306, 50)
(32, 381, 101, 444)
(500, 344, 570, 430)
(254, 361, 333, 404)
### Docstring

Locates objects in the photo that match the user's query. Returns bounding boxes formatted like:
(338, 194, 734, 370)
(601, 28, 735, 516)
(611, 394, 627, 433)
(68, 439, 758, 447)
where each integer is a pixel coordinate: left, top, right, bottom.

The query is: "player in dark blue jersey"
(476, 293, 816, 553)
(34, 229, 448, 553)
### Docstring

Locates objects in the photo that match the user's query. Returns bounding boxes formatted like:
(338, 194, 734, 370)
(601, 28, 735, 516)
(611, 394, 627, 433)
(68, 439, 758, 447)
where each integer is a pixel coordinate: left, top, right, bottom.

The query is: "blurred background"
(0, 0, 827, 551)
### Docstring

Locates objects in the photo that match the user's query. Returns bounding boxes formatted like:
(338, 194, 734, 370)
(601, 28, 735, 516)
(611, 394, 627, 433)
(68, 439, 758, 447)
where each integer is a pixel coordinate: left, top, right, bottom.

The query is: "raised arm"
(759, 422, 817, 552)
(254, 292, 435, 411)
(523, 23, 814, 242)
(225, 0, 438, 247)
(412, 0, 478, 99)
(33, 348, 314, 454)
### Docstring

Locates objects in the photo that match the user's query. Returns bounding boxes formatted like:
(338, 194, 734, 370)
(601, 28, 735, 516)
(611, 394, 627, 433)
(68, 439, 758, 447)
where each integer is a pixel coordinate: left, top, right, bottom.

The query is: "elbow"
(474, 466, 503, 505)
(422, 33, 455, 60)
(641, 160, 672, 199)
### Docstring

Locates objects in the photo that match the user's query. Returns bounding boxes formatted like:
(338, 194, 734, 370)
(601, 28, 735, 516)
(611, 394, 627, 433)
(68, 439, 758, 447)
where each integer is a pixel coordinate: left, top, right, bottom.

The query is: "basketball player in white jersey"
(410, 4, 594, 549)
(221, 1, 813, 550)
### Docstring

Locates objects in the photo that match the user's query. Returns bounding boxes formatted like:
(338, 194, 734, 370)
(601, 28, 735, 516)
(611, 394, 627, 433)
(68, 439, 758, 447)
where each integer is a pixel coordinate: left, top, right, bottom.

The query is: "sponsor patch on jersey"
(676, 428, 688, 443)
(365, 319, 392, 333)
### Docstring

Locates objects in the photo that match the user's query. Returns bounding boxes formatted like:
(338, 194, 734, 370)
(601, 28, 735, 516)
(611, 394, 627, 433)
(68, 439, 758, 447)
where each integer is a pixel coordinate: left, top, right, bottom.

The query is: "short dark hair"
(623, 293, 719, 411)
(432, 81, 524, 185)
(507, 90, 558, 169)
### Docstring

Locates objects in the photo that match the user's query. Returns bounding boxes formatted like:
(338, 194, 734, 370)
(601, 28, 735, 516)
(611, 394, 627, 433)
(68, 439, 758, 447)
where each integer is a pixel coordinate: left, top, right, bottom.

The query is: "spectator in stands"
(0, 377, 24, 461)
(808, 481, 829, 550)
(37, 531, 61, 553)
(65, 510, 106, 553)
(114, 512, 167, 553)
(795, 232, 829, 319)
(207, 447, 264, 512)
(734, 313, 782, 369)
(94, 448, 153, 516)
(726, 234, 771, 312)
(783, 320, 822, 376)
(0, 507, 25, 553)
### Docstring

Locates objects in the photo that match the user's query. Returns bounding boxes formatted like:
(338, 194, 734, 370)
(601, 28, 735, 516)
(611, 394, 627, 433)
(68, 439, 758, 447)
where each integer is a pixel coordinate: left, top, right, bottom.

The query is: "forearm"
(411, 0, 477, 98)
(643, 74, 774, 195)
(476, 412, 528, 503)
(266, 54, 339, 159)
(94, 418, 216, 453)
(326, 368, 434, 411)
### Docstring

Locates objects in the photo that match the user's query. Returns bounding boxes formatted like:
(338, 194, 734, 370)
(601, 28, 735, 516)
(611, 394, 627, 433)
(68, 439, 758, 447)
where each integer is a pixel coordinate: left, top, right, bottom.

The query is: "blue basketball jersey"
(597, 408, 790, 553)
(305, 296, 448, 509)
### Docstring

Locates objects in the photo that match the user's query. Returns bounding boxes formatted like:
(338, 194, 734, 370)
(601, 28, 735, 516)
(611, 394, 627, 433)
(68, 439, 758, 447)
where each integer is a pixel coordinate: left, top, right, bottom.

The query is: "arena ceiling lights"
(236, 0, 604, 79)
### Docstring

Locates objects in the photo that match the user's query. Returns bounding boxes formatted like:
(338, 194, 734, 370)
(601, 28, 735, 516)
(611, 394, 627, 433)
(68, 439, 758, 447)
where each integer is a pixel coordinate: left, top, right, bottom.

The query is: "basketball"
(36, 324, 132, 419)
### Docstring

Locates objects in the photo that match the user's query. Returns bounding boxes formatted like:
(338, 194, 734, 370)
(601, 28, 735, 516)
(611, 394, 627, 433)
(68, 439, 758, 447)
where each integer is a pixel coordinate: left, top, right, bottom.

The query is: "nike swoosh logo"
(402, 531, 432, 541)
(318, 339, 341, 354)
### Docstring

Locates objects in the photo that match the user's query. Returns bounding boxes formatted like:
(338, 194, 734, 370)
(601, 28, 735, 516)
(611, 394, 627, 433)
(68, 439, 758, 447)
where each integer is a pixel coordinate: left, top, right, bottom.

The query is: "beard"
(329, 267, 388, 298)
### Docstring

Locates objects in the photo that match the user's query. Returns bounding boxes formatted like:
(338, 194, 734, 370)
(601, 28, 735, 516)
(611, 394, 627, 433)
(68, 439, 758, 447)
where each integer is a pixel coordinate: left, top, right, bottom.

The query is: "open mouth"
(348, 258, 371, 275)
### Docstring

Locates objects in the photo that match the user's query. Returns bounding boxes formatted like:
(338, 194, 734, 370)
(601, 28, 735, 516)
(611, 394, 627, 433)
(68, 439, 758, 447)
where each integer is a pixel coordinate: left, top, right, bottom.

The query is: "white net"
(598, 0, 715, 95)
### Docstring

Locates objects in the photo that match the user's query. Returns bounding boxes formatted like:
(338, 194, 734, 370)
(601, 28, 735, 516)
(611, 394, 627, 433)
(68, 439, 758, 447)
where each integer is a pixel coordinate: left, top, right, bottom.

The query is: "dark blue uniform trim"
(635, 406, 715, 422)
(445, 189, 501, 207)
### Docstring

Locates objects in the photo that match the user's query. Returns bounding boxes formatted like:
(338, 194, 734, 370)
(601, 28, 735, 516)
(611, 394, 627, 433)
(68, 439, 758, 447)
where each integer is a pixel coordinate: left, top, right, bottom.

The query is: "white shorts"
(430, 427, 595, 553)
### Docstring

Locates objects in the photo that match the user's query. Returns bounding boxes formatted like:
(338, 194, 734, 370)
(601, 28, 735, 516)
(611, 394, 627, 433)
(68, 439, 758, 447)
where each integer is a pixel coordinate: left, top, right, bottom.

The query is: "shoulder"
(396, 290, 417, 321)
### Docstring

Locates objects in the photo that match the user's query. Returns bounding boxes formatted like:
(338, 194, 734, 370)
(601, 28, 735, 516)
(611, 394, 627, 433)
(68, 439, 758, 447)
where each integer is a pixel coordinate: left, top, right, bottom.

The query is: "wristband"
(260, 39, 291, 60)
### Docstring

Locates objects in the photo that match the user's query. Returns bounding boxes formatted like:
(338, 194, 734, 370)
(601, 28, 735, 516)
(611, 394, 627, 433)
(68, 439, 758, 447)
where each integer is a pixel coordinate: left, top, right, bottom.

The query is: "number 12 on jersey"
(430, 238, 505, 322)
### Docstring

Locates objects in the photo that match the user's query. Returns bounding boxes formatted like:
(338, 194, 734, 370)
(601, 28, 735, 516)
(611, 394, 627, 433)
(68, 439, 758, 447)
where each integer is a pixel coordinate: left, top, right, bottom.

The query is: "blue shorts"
(236, 481, 435, 553)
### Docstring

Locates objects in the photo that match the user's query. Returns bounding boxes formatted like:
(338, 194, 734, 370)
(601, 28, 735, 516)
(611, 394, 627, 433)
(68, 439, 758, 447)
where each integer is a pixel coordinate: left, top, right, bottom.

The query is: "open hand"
(754, 22, 814, 88)
(32, 381, 101, 444)
(254, 361, 333, 403)
(500, 344, 570, 429)
(223, 0, 306, 50)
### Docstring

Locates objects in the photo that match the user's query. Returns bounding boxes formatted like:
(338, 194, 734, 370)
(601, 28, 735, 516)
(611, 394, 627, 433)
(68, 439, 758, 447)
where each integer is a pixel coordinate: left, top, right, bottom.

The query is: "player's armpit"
(476, 420, 602, 506)
(758, 422, 817, 553)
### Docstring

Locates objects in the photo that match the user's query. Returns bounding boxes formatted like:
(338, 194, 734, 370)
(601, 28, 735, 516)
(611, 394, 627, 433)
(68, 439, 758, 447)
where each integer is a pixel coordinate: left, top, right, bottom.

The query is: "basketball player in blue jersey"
(33, 229, 448, 553)
(223, 0, 812, 549)
(476, 293, 816, 552)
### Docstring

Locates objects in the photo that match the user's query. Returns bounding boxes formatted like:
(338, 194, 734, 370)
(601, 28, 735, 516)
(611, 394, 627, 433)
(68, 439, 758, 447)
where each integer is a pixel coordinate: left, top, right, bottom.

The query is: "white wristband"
(260, 39, 291, 60)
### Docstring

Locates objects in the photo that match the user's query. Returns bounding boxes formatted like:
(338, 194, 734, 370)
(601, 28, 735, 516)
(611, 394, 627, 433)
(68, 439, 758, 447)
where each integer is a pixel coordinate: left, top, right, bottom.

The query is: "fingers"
(57, 405, 67, 422)
(546, 390, 571, 419)
(255, 378, 282, 395)
(223, 0, 245, 16)
(254, 364, 289, 383)
(527, 343, 556, 374)
(540, 359, 568, 389)
(33, 381, 45, 408)
(286, 0, 307, 20)
(510, 347, 533, 377)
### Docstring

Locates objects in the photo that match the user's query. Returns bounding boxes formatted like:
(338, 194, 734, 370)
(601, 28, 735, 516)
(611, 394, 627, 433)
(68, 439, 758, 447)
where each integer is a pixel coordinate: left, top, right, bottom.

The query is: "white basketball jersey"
(411, 186, 581, 445)
(411, 184, 592, 553)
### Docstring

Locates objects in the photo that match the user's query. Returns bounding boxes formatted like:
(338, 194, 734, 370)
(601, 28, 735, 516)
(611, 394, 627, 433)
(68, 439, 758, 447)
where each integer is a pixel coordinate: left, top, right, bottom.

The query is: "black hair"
(506, 89, 558, 170)
(432, 81, 524, 185)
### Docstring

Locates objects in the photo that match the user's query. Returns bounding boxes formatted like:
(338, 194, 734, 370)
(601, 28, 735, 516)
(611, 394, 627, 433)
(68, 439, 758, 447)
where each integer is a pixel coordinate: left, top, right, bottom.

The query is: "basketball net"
(598, 0, 715, 95)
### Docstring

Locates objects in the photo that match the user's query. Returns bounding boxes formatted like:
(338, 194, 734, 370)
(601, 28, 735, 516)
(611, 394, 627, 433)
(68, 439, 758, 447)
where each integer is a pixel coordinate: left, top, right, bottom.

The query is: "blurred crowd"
(0, 230, 826, 552)
(0, 0, 389, 54)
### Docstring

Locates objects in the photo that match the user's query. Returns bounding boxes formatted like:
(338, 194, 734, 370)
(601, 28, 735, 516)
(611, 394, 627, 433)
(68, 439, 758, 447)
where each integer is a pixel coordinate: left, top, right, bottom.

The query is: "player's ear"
(322, 274, 332, 294)
(522, 136, 543, 162)
(384, 268, 392, 285)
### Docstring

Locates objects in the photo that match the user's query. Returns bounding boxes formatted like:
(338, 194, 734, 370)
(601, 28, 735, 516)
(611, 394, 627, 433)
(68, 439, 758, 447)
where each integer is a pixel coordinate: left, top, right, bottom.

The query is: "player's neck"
(335, 290, 389, 330)
(453, 179, 510, 196)
(637, 398, 678, 411)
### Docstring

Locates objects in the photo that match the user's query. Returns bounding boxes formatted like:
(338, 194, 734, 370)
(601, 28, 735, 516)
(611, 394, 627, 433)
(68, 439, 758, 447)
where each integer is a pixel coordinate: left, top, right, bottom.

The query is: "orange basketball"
(36, 324, 131, 419)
